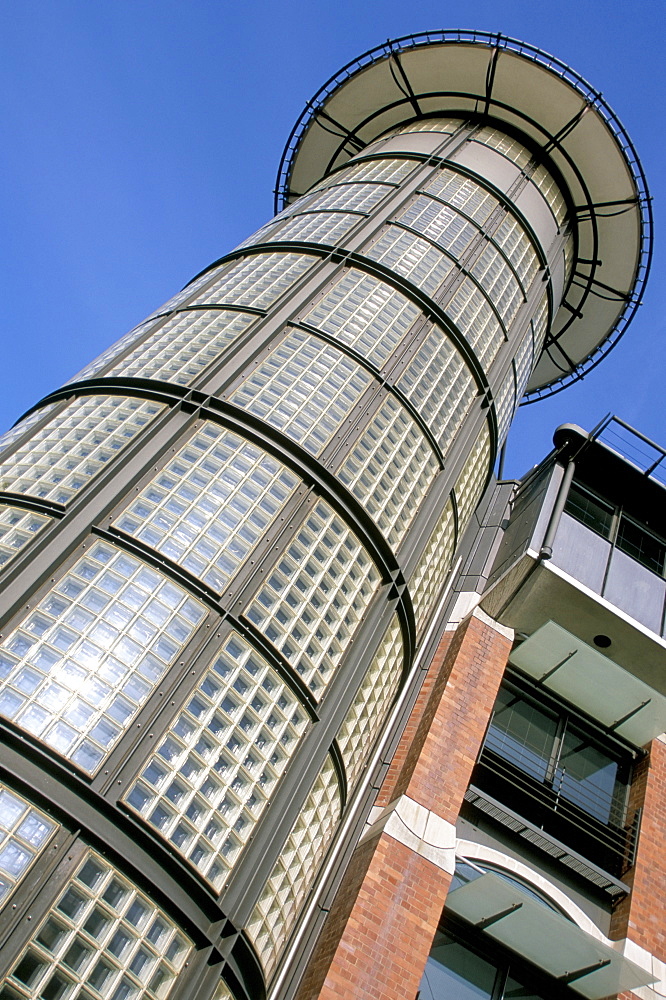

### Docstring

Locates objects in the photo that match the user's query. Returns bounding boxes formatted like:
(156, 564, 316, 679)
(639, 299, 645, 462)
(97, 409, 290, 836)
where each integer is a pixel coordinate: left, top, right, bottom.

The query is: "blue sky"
(0, 0, 663, 478)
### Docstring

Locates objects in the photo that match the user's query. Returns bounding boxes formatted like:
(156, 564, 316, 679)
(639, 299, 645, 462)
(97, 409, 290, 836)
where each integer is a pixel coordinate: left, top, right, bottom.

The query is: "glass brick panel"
(444, 277, 505, 366)
(0, 405, 57, 461)
(187, 253, 313, 310)
(398, 195, 478, 260)
(0, 506, 52, 570)
(212, 981, 235, 1000)
(337, 396, 439, 549)
(563, 233, 575, 282)
(530, 162, 567, 226)
(470, 243, 523, 327)
(305, 269, 421, 368)
(0, 397, 164, 505)
(454, 423, 492, 530)
(532, 291, 549, 356)
(396, 326, 476, 454)
(266, 212, 360, 245)
(106, 310, 256, 386)
(366, 227, 455, 298)
(336, 616, 403, 788)
(514, 328, 535, 400)
(144, 266, 230, 320)
(494, 370, 517, 447)
(246, 755, 341, 973)
(2, 850, 192, 1000)
(0, 784, 57, 903)
(335, 158, 416, 185)
(473, 127, 532, 170)
(68, 319, 159, 384)
(0, 541, 205, 773)
(115, 424, 299, 593)
(492, 215, 540, 287)
(424, 169, 499, 225)
(410, 498, 456, 635)
(123, 631, 309, 891)
(245, 501, 381, 698)
(393, 118, 463, 134)
(304, 182, 390, 215)
(230, 330, 372, 456)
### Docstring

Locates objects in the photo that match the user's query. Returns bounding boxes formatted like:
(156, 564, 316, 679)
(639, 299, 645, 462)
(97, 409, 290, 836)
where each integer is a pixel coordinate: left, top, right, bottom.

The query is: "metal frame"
(273, 31, 652, 400)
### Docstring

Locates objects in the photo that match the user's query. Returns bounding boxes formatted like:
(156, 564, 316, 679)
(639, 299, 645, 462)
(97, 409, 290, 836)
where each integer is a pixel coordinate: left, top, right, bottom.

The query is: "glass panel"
(392, 118, 463, 135)
(2, 850, 191, 1000)
(396, 326, 476, 455)
(558, 729, 627, 826)
(366, 227, 455, 298)
(304, 182, 390, 214)
(187, 253, 313, 310)
(494, 369, 517, 448)
(106, 310, 256, 387)
(0, 506, 52, 570)
(410, 499, 456, 635)
(470, 243, 523, 327)
(245, 500, 381, 698)
(0, 541, 205, 773)
(513, 328, 535, 400)
(420, 929, 497, 1000)
(333, 158, 415, 184)
(67, 319, 160, 384)
(444, 277, 505, 366)
(473, 126, 532, 170)
(336, 616, 403, 788)
(0, 784, 56, 903)
(266, 211, 360, 245)
(485, 688, 558, 783)
(143, 266, 231, 321)
(246, 755, 341, 974)
(114, 423, 299, 592)
(492, 215, 539, 287)
(0, 405, 57, 462)
(305, 269, 422, 368)
(424, 168, 499, 225)
(0, 397, 164, 505)
(617, 516, 666, 576)
(124, 630, 309, 890)
(564, 484, 614, 538)
(398, 195, 478, 260)
(230, 330, 372, 455)
(503, 971, 547, 1000)
(531, 293, 549, 357)
(454, 422, 492, 530)
(530, 163, 567, 226)
(211, 981, 234, 1000)
(337, 395, 439, 548)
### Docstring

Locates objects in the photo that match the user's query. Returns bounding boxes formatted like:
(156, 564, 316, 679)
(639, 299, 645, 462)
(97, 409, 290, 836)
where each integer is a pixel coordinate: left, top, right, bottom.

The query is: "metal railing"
(474, 733, 639, 879)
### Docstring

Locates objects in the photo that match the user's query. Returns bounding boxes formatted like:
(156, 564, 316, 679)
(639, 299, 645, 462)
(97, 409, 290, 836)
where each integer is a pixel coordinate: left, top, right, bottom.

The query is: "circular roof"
(275, 31, 652, 400)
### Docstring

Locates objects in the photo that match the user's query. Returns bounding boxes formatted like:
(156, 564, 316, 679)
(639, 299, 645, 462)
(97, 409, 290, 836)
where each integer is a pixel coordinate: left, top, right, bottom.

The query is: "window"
(564, 481, 666, 578)
(483, 680, 631, 827)
(419, 925, 551, 1000)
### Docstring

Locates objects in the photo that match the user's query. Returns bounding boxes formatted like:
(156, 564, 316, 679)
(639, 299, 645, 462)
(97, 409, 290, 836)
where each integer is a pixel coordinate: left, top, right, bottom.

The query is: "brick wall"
(611, 738, 666, 963)
(298, 610, 512, 1000)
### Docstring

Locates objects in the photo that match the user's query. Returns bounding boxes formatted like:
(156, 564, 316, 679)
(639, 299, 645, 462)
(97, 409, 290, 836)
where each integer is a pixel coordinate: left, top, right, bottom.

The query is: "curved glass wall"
(0, 98, 573, 998)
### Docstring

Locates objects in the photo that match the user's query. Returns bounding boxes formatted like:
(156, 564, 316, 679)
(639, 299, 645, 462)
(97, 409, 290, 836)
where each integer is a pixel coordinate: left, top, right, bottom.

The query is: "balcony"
(466, 674, 642, 896)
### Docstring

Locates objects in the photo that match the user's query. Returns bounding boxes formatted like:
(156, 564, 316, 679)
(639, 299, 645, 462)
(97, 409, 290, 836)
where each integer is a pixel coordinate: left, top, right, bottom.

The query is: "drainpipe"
(540, 457, 576, 559)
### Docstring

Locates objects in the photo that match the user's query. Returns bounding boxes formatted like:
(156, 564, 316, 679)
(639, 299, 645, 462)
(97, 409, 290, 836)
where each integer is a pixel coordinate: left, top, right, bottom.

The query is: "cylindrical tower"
(0, 31, 650, 1000)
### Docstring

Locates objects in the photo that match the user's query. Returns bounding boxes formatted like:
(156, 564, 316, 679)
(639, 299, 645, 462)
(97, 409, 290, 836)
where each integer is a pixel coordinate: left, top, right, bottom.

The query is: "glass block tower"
(0, 31, 650, 1000)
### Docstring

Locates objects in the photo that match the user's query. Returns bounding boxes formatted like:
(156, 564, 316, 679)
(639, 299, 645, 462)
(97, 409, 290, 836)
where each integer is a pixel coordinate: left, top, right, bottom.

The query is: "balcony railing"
(471, 733, 639, 885)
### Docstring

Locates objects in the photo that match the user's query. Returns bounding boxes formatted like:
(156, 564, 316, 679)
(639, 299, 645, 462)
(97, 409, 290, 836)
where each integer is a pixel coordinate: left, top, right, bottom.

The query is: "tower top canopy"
(276, 31, 652, 399)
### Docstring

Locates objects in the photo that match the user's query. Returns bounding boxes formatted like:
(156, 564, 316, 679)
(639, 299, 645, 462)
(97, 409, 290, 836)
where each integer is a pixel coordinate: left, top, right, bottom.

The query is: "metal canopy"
(509, 621, 666, 745)
(276, 31, 651, 401)
(446, 872, 656, 998)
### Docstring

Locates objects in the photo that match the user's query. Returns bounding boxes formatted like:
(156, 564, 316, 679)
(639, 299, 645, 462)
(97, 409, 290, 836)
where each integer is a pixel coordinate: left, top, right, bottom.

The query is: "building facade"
(0, 30, 658, 1000)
